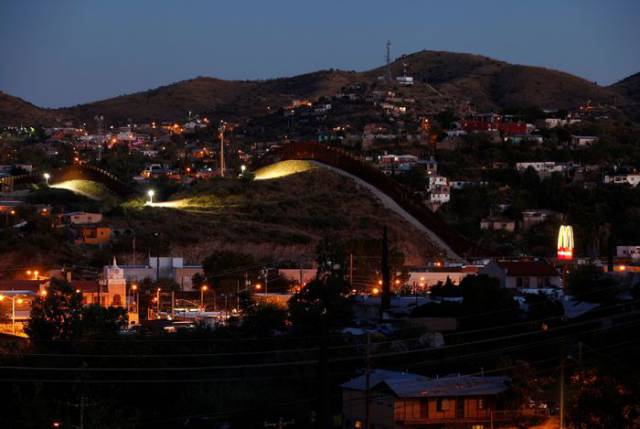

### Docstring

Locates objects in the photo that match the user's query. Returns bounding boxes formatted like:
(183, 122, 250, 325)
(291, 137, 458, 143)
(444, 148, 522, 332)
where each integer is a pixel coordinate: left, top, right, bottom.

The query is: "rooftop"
(342, 369, 510, 398)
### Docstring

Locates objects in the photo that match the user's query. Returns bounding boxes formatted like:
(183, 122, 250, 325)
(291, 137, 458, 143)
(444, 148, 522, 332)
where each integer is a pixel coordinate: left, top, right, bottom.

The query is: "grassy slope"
(115, 168, 438, 266)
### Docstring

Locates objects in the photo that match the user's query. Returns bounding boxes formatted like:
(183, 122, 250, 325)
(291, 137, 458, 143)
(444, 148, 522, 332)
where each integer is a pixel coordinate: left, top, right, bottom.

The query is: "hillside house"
(571, 135, 599, 147)
(61, 212, 103, 225)
(521, 210, 558, 230)
(480, 216, 516, 233)
(516, 162, 567, 178)
(75, 225, 112, 246)
(603, 173, 640, 188)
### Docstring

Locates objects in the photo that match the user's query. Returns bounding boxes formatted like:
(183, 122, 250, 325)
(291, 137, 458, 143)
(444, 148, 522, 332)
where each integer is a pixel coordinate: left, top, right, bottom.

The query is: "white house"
(603, 174, 640, 188)
(616, 246, 640, 260)
(480, 260, 562, 291)
(61, 212, 103, 225)
(571, 135, 599, 147)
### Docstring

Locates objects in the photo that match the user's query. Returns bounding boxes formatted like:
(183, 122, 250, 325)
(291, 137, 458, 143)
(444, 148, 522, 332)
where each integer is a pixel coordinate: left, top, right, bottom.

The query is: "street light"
(147, 189, 155, 204)
(131, 284, 139, 315)
(200, 285, 208, 310)
(43, 172, 50, 185)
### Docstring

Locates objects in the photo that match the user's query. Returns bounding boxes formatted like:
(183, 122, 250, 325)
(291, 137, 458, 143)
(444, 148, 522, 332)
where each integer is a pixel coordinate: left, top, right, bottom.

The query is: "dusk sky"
(1, 0, 639, 108)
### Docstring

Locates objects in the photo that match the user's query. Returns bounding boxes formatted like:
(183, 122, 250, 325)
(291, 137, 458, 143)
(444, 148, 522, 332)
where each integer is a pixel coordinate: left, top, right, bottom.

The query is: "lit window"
(478, 398, 485, 409)
(437, 398, 449, 411)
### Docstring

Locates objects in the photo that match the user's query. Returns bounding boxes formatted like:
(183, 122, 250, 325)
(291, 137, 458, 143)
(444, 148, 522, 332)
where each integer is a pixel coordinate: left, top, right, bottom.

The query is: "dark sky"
(1, 0, 639, 108)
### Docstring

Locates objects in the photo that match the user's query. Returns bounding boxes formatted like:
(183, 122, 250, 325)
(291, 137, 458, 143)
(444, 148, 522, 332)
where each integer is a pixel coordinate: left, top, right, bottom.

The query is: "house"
(520, 210, 558, 230)
(616, 246, 640, 261)
(341, 369, 536, 429)
(480, 217, 516, 233)
(508, 134, 543, 144)
(542, 117, 581, 128)
(515, 162, 566, 178)
(603, 173, 640, 188)
(61, 211, 103, 225)
(480, 260, 562, 292)
(571, 135, 599, 147)
(75, 225, 112, 245)
(461, 113, 527, 135)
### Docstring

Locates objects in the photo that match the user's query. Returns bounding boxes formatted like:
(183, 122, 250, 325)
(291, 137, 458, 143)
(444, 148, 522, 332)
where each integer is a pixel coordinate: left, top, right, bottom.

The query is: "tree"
(241, 303, 288, 337)
(288, 275, 353, 334)
(26, 278, 83, 341)
(26, 278, 127, 342)
(314, 236, 347, 280)
(429, 278, 462, 298)
(77, 304, 127, 339)
(459, 275, 519, 329)
(191, 272, 206, 289)
(202, 250, 256, 292)
(567, 264, 620, 303)
(568, 368, 640, 429)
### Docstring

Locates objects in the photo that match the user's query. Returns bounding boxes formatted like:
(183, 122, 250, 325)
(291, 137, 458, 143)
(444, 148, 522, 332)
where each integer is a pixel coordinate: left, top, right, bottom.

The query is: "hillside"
(369, 50, 619, 110)
(611, 72, 640, 100)
(1, 50, 637, 125)
(0, 91, 69, 126)
(115, 167, 440, 266)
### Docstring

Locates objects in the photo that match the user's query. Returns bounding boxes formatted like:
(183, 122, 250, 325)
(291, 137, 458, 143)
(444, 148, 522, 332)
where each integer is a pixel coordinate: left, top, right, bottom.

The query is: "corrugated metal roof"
(342, 370, 510, 398)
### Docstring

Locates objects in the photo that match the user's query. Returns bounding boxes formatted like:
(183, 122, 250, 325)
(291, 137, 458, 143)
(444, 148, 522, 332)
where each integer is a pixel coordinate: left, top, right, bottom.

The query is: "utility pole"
(380, 226, 391, 316)
(263, 268, 269, 297)
(364, 332, 371, 429)
(385, 40, 392, 83)
(317, 308, 330, 429)
(153, 232, 160, 281)
(218, 121, 226, 177)
(349, 254, 354, 288)
(560, 356, 565, 429)
(79, 394, 85, 429)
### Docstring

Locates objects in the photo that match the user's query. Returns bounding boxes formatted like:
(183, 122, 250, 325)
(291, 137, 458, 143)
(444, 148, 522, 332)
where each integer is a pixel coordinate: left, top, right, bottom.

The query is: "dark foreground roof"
(342, 369, 510, 398)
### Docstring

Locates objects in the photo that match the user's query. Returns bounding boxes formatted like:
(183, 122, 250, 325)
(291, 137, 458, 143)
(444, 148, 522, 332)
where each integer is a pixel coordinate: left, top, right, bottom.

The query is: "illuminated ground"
(253, 160, 316, 180)
(50, 179, 115, 201)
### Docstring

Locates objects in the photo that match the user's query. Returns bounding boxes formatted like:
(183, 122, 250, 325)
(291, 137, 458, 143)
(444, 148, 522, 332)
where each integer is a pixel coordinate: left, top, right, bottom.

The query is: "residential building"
(516, 162, 566, 178)
(616, 246, 640, 261)
(603, 173, 640, 188)
(480, 260, 562, 292)
(520, 210, 558, 230)
(75, 225, 112, 246)
(61, 211, 103, 225)
(571, 135, 599, 147)
(461, 113, 527, 135)
(341, 369, 535, 429)
(480, 217, 516, 233)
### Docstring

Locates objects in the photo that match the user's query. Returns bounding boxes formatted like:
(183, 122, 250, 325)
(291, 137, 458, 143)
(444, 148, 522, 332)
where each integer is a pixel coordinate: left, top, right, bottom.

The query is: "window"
(471, 425, 484, 429)
(419, 399, 428, 418)
(478, 398, 485, 410)
(436, 398, 449, 411)
(112, 294, 122, 306)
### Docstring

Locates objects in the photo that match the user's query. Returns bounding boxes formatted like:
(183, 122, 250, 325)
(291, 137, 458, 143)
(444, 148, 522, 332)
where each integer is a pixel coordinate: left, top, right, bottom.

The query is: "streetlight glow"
(147, 189, 155, 204)
(43, 172, 50, 185)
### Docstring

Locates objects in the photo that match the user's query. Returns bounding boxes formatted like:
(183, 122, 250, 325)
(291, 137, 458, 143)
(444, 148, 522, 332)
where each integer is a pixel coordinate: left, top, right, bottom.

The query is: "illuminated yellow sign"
(557, 225, 574, 260)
